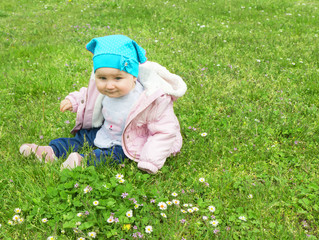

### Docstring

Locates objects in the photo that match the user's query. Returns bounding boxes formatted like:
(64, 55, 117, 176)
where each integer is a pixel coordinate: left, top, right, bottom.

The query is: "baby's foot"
(61, 152, 83, 170)
(19, 144, 56, 163)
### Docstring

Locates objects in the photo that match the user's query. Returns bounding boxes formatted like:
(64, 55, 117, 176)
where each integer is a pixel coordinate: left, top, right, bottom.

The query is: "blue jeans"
(49, 128, 126, 166)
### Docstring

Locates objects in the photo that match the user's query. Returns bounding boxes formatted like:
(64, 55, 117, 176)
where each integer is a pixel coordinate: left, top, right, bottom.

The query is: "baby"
(20, 35, 187, 174)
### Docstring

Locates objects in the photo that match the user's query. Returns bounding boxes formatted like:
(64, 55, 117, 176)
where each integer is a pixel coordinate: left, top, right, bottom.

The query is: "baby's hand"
(60, 99, 73, 112)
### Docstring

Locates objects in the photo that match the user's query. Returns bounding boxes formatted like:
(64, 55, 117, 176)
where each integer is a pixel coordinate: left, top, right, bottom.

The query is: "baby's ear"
(133, 76, 137, 82)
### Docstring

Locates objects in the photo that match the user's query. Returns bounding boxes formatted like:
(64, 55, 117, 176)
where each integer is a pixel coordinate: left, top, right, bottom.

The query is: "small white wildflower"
(116, 173, 124, 179)
(210, 220, 219, 227)
(93, 200, 99, 206)
(76, 221, 81, 226)
(88, 232, 97, 238)
(201, 132, 207, 137)
(8, 220, 14, 225)
(199, 178, 205, 182)
(248, 194, 253, 199)
(77, 212, 82, 217)
(42, 218, 48, 223)
(47, 237, 55, 240)
(134, 204, 139, 209)
(187, 208, 194, 213)
(126, 210, 133, 218)
(208, 206, 216, 212)
(239, 216, 247, 221)
(77, 238, 86, 240)
(107, 217, 114, 223)
(161, 213, 167, 218)
(145, 225, 153, 233)
(256, 59, 261, 63)
(171, 192, 178, 197)
(181, 209, 187, 213)
(119, 178, 125, 184)
(14, 208, 21, 213)
(166, 201, 173, 206)
(203, 216, 208, 220)
(158, 202, 167, 210)
(18, 218, 24, 224)
(183, 204, 189, 207)
(12, 215, 20, 221)
(193, 207, 199, 211)
(173, 199, 180, 205)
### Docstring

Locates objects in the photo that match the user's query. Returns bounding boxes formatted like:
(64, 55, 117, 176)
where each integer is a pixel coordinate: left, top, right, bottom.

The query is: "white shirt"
(94, 81, 143, 148)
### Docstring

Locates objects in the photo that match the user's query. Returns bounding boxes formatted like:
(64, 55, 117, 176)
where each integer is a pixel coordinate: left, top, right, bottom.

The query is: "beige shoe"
(20, 144, 56, 163)
(61, 152, 83, 170)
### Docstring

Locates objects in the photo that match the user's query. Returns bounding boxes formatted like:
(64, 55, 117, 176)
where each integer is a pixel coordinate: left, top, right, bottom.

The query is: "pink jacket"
(65, 61, 187, 174)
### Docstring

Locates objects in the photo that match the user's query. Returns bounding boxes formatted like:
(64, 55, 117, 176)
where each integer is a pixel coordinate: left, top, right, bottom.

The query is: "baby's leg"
(49, 128, 99, 158)
(87, 146, 127, 167)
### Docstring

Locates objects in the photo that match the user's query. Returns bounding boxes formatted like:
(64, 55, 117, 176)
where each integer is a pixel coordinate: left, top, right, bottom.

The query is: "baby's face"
(95, 68, 137, 98)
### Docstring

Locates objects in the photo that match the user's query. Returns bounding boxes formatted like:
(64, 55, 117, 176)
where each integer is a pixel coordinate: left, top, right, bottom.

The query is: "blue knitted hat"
(86, 35, 147, 77)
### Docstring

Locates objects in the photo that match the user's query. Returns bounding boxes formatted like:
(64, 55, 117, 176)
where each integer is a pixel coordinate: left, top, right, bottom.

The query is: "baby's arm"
(137, 95, 180, 174)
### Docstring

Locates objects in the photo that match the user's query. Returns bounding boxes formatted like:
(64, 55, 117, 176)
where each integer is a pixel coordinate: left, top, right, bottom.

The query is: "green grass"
(1, 0, 319, 239)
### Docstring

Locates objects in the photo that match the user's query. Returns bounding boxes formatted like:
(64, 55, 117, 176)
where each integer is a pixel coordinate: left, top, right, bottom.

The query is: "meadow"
(0, 0, 319, 239)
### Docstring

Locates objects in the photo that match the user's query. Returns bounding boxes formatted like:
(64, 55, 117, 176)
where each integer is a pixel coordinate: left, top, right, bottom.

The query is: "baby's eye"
(115, 77, 122, 80)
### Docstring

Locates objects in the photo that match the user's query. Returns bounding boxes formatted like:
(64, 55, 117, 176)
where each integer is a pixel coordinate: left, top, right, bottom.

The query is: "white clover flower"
(119, 178, 125, 184)
(93, 200, 99, 206)
(171, 192, 178, 197)
(239, 216, 247, 221)
(210, 220, 219, 227)
(116, 173, 124, 179)
(166, 201, 173, 206)
(107, 217, 114, 223)
(126, 210, 133, 218)
(12, 215, 20, 221)
(208, 206, 216, 212)
(145, 225, 153, 234)
(158, 202, 167, 210)
(248, 194, 253, 199)
(77, 212, 83, 217)
(187, 208, 194, 213)
(14, 208, 21, 213)
(193, 207, 199, 211)
(47, 237, 55, 240)
(201, 132, 207, 137)
(88, 232, 97, 238)
(76, 221, 81, 226)
(160, 213, 167, 218)
(199, 178, 205, 182)
(173, 199, 180, 205)
(42, 218, 48, 223)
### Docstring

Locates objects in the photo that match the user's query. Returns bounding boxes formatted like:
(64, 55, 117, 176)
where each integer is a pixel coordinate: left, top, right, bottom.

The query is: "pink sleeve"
(65, 87, 87, 113)
(137, 95, 181, 174)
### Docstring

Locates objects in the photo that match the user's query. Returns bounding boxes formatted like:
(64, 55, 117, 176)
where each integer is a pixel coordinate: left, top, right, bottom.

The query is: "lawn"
(0, 0, 318, 239)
